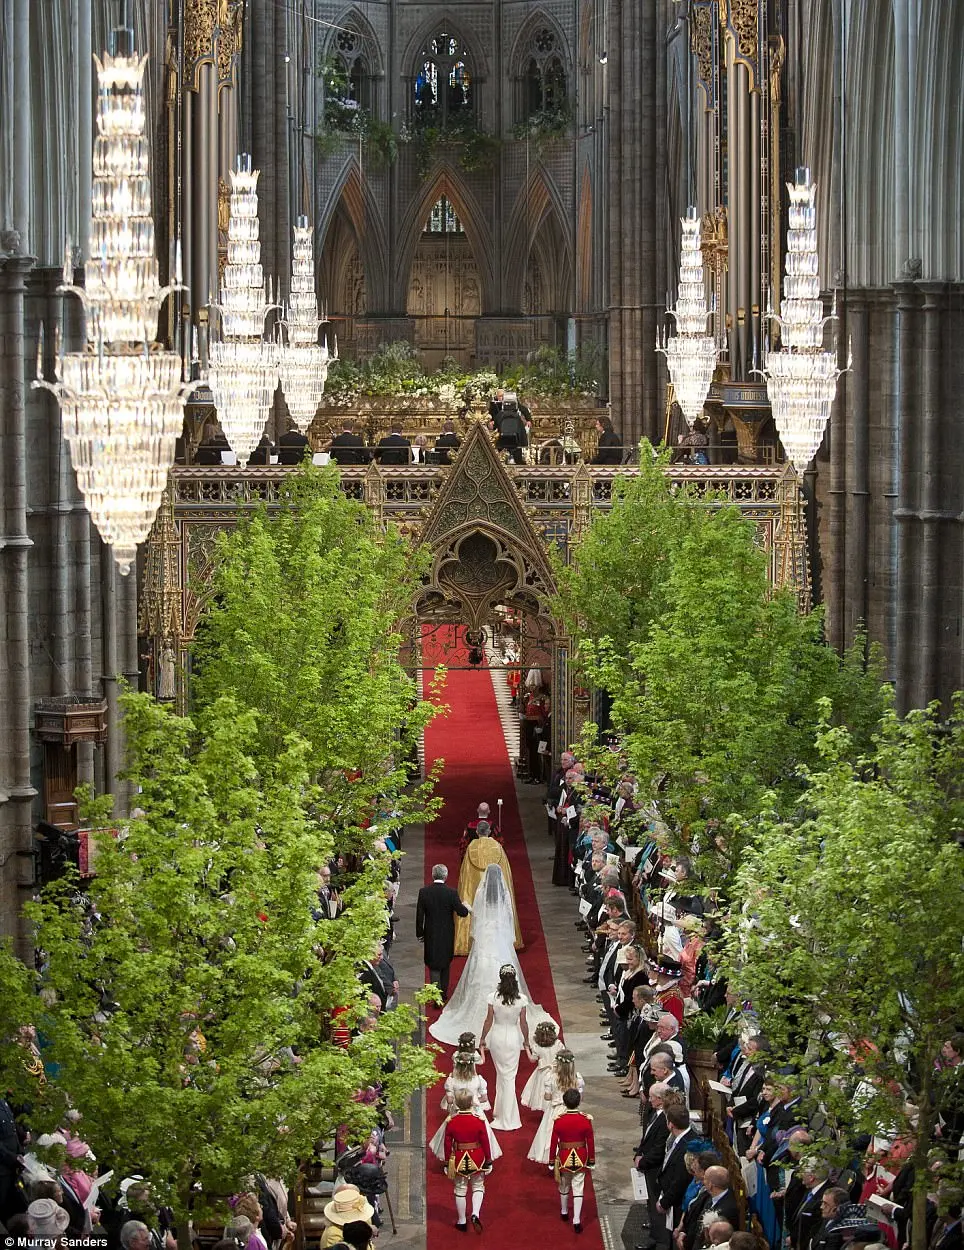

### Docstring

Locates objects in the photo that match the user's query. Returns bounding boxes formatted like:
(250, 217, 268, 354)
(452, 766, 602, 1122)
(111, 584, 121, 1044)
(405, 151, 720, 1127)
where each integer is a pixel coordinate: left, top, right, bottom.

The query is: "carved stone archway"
(413, 421, 574, 754)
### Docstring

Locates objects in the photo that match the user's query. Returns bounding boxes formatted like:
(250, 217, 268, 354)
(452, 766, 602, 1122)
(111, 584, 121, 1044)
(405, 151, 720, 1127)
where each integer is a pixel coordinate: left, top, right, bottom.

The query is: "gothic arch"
(503, 170, 574, 312)
(393, 165, 495, 310)
(323, 7, 385, 79)
(317, 157, 390, 312)
(400, 13, 491, 87)
(508, 10, 573, 80)
(414, 424, 559, 635)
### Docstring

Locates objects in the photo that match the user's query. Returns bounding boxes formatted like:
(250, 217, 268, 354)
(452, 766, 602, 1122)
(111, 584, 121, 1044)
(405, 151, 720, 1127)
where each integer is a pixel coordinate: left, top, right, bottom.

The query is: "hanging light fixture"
(762, 169, 847, 474)
(278, 216, 336, 432)
(32, 32, 197, 576)
(207, 156, 280, 464)
(657, 207, 717, 428)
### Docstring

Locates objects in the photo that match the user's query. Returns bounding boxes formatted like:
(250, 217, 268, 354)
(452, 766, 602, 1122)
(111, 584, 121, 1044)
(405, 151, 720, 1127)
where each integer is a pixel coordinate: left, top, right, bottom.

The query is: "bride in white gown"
(479, 964, 530, 1130)
(428, 864, 545, 1047)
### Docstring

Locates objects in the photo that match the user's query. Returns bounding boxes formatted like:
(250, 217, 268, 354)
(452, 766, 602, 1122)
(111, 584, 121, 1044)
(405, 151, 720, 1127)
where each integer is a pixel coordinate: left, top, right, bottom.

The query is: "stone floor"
(382, 767, 645, 1249)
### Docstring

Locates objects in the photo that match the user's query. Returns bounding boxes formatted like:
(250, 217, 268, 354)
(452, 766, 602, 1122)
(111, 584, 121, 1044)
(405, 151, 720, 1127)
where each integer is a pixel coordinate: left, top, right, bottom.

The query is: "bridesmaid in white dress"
(479, 964, 532, 1131)
(520, 1018, 564, 1111)
(527, 1050, 585, 1163)
(428, 1051, 502, 1161)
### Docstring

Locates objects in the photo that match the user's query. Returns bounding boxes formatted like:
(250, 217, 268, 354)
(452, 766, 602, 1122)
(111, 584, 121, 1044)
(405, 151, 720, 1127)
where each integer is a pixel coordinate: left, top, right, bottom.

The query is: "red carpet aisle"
(420, 625, 603, 1250)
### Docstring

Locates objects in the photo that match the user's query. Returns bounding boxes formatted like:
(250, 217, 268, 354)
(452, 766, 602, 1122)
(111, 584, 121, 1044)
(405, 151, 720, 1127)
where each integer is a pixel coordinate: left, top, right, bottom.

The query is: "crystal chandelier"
(207, 156, 280, 464)
(278, 216, 337, 433)
(32, 34, 197, 575)
(763, 169, 846, 474)
(657, 208, 717, 427)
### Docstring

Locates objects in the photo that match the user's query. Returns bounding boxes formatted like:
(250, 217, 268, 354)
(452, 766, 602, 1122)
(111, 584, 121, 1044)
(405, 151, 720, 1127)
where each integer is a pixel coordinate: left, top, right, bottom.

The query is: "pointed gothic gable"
(417, 421, 558, 600)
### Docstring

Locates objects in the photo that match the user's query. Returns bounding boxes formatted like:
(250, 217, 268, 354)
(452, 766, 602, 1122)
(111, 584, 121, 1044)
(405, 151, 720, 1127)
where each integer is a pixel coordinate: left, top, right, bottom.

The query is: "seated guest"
(592, 414, 624, 464)
(247, 434, 274, 465)
(195, 425, 230, 464)
(707, 1222, 735, 1250)
(411, 433, 430, 464)
(434, 420, 461, 464)
(278, 424, 310, 464)
(376, 421, 411, 465)
(328, 421, 369, 465)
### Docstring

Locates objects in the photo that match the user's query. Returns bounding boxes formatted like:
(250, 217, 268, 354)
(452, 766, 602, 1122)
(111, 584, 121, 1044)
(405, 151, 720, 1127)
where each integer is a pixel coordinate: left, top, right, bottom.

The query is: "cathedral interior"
(0, 0, 962, 942)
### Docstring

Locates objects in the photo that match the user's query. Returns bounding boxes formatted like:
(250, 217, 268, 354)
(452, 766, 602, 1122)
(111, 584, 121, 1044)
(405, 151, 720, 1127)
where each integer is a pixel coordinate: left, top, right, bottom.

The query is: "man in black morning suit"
(641, 1104, 698, 1250)
(328, 420, 370, 465)
(415, 862, 470, 999)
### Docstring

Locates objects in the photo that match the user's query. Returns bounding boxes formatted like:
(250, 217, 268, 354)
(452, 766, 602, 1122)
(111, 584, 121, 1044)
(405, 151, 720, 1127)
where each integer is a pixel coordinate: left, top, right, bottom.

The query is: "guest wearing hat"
(321, 1187, 374, 1249)
(28, 1197, 71, 1239)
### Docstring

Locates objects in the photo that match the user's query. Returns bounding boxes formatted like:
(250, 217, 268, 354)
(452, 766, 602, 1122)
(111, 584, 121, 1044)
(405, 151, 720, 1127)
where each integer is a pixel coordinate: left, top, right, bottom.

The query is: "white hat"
(323, 1184, 374, 1226)
(28, 1198, 71, 1236)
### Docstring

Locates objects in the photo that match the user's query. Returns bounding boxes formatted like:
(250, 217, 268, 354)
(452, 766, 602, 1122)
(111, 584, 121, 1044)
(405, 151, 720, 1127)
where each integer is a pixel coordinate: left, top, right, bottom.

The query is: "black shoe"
(581, 944, 593, 952)
(601, 1034, 614, 1042)
(574, 1223, 582, 1234)
(471, 1215, 483, 1234)
(561, 1211, 571, 1223)
(622, 1090, 639, 1098)
(582, 977, 596, 984)
(611, 1067, 628, 1077)
(456, 1223, 468, 1233)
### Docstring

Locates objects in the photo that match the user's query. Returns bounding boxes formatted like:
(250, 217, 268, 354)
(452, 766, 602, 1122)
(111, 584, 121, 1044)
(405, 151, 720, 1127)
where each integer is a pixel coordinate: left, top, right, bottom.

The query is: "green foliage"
(512, 98, 574, 159)
(401, 112, 501, 178)
(0, 693, 438, 1218)
(725, 703, 964, 1227)
(192, 465, 440, 842)
(315, 59, 397, 168)
(555, 443, 892, 882)
(323, 341, 602, 406)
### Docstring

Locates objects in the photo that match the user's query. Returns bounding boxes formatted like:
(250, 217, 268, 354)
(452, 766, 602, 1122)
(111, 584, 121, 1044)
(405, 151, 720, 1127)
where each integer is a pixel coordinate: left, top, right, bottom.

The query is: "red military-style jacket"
(443, 1110, 492, 1175)
(550, 1110, 596, 1172)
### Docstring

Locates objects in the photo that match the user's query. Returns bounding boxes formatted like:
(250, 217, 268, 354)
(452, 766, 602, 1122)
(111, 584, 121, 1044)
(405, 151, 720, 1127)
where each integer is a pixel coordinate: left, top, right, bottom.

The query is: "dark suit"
(376, 433, 411, 465)
(794, 1182, 828, 1250)
(657, 1128, 699, 1238)
(592, 428, 624, 464)
(636, 1109, 669, 1171)
(278, 429, 310, 464)
(0, 1099, 24, 1223)
(680, 1189, 711, 1250)
(329, 431, 369, 465)
(706, 1188, 741, 1231)
(415, 880, 469, 997)
(434, 432, 461, 464)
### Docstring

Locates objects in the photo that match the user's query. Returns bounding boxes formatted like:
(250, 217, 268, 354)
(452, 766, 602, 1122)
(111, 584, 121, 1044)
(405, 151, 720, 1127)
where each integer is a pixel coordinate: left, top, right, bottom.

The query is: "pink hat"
(65, 1137, 90, 1159)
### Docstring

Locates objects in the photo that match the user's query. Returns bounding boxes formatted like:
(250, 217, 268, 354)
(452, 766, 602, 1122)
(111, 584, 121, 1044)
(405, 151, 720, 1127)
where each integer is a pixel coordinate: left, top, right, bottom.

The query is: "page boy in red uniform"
(549, 1087, 596, 1233)
(443, 1089, 494, 1232)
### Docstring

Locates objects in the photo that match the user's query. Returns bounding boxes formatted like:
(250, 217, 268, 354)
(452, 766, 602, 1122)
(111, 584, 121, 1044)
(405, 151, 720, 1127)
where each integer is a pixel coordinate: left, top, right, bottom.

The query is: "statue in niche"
(158, 641, 177, 701)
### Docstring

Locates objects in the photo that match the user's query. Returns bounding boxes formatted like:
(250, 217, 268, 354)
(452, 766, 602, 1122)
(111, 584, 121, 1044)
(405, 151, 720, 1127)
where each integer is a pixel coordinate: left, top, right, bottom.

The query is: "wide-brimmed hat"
(324, 1185, 374, 1226)
(28, 1198, 71, 1236)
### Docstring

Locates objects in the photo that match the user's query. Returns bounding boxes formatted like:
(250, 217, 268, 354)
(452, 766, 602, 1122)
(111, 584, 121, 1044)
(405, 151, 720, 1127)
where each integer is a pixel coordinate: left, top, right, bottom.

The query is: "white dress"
(428, 1075, 502, 1160)
(520, 1035, 565, 1110)
(485, 991, 529, 1131)
(527, 1070, 586, 1163)
(429, 864, 547, 1047)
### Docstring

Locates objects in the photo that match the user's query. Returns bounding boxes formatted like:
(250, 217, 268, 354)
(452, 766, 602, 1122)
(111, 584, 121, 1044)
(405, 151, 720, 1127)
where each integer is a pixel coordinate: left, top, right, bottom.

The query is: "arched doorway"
(407, 195, 481, 366)
(409, 422, 573, 760)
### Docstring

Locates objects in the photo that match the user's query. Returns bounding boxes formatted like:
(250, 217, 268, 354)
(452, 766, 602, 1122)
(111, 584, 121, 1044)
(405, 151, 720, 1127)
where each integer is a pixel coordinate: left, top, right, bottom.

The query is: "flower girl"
(520, 1018, 565, 1110)
(428, 1050, 502, 1161)
(527, 1049, 584, 1164)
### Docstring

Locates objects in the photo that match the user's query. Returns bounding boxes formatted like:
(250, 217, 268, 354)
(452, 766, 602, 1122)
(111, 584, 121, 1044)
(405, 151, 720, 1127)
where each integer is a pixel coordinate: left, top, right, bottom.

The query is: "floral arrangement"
(320, 344, 601, 407)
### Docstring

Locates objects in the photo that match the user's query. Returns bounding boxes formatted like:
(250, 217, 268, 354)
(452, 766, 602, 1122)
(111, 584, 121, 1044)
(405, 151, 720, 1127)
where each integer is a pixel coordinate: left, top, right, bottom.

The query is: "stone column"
(916, 282, 947, 708)
(893, 281, 921, 712)
(844, 293, 869, 642)
(0, 254, 38, 958)
(606, 0, 664, 447)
